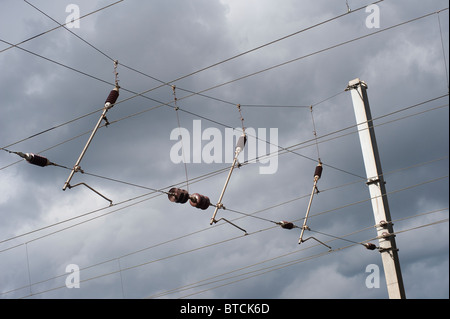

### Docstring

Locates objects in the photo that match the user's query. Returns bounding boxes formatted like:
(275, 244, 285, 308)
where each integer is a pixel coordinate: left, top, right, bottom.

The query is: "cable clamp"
(378, 246, 399, 253)
(375, 220, 392, 229)
(73, 165, 84, 173)
(378, 231, 396, 240)
(366, 177, 381, 185)
(345, 79, 368, 91)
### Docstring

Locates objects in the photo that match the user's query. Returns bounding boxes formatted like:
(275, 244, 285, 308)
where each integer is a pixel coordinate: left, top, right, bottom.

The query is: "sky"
(0, 0, 448, 300)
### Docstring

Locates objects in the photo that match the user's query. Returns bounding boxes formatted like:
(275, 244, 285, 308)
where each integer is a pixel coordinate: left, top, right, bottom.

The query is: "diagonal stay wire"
(4, 5, 448, 150)
(149, 208, 449, 298)
(3, 207, 447, 298)
(1, 0, 389, 151)
(23, 0, 116, 62)
(13, 0, 361, 152)
(2, 9, 446, 164)
(2, 180, 448, 297)
(1, 167, 447, 261)
(0, 0, 125, 55)
(177, 219, 449, 299)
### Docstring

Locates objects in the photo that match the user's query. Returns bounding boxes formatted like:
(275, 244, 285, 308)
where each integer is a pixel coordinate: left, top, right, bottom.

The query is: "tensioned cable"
(2, 171, 448, 298)
(0, 40, 349, 179)
(22, 0, 240, 107)
(23, 0, 117, 62)
(0, 1, 396, 151)
(437, 10, 450, 91)
(240, 90, 346, 108)
(1, 169, 447, 265)
(15, 223, 374, 298)
(177, 219, 449, 299)
(1, 16, 448, 248)
(259, 94, 449, 164)
(1, 1, 446, 298)
(2, 9, 446, 161)
(14, 215, 448, 299)
(3, 0, 383, 150)
(1, 99, 447, 249)
(4, 5, 447, 150)
(0, 164, 446, 297)
(4, 114, 450, 296)
(0, 89, 358, 180)
(22, 0, 383, 105)
(5, 207, 448, 298)
(68, 9, 450, 179)
(290, 103, 449, 157)
(170, 9, 449, 103)
(148, 208, 448, 298)
(0, 98, 447, 250)
(0, 109, 448, 254)
(0, 0, 124, 55)
(34, 217, 450, 299)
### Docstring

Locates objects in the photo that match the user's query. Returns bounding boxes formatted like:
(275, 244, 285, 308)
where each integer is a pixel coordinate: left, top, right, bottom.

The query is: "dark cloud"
(1, 0, 448, 300)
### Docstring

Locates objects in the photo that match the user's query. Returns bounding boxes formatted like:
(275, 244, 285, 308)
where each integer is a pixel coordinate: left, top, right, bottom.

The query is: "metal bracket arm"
(67, 182, 113, 206)
(300, 236, 332, 251)
(214, 218, 248, 235)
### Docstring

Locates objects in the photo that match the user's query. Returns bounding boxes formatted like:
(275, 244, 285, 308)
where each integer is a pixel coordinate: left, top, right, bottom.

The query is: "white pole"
(347, 78, 406, 299)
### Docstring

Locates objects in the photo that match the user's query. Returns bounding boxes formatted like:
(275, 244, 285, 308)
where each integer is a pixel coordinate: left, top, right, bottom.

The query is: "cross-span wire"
(176, 220, 449, 299)
(0, 0, 393, 152)
(6, 213, 447, 298)
(2, 8, 446, 174)
(1, 164, 447, 260)
(1, 94, 447, 248)
(0, 1, 446, 300)
(0, 0, 125, 55)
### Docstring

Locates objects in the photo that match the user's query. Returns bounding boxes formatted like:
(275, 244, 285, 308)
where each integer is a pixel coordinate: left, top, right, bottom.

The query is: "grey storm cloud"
(0, 0, 448, 301)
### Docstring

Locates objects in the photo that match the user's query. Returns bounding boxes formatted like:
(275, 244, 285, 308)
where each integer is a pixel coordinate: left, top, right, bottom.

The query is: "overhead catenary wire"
(154, 207, 450, 298)
(11, 211, 448, 298)
(8, 212, 447, 299)
(0, 97, 448, 251)
(2, 8, 446, 170)
(0, 0, 125, 55)
(1, 162, 447, 262)
(1, 1, 448, 300)
(437, 10, 450, 91)
(4, 206, 448, 298)
(1, 100, 446, 244)
(176, 219, 449, 299)
(1, 1, 424, 154)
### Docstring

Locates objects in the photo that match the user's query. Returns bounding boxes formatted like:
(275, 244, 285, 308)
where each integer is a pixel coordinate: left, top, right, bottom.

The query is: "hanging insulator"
(168, 187, 190, 204)
(26, 153, 51, 167)
(314, 162, 323, 180)
(105, 87, 119, 109)
(189, 193, 211, 210)
(364, 243, 377, 250)
(235, 134, 247, 155)
(279, 221, 294, 230)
